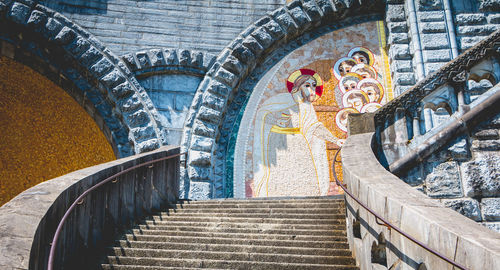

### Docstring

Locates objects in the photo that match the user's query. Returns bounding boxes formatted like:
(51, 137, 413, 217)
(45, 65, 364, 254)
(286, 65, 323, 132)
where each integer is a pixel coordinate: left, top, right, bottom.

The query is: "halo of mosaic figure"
(334, 47, 385, 132)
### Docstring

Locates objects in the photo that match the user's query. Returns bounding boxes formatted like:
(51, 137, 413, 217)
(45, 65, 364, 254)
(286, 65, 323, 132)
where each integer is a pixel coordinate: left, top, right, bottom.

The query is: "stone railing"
(342, 133, 500, 270)
(0, 146, 180, 270)
(374, 29, 500, 173)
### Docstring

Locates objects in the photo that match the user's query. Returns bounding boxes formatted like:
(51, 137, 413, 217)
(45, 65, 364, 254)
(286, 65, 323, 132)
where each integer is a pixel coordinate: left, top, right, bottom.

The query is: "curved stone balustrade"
(0, 146, 180, 270)
(342, 132, 500, 270)
(375, 29, 500, 169)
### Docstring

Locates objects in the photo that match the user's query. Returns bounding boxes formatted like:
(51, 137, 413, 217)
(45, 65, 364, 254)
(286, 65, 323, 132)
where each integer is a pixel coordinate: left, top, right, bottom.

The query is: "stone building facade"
(0, 0, 499, 233)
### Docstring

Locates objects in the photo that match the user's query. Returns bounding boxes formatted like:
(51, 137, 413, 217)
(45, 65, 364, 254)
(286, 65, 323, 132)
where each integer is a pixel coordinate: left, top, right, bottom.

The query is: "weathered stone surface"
(457, 25, 497, 36)
(54, 26, 76, 45)
(389, 44, 411, 60)
(164, 49, 179, 65)
(101, 68, 126, 89)
(231, 43, 256, 65)
(447, 137, 470, 160)
(474, 129, 499, 140)
(189, 150, 212, 167)
(191, 135, 214, 152)
(193, 119, 217, 138)
(188, 180, 212, 199)
(459, 36, 485, 50)
(187, 166, 211, 181)
(201, 92, 225, 111)
(214, 67, 238, 88)
(421, 22, 446, 33)
(198, 106, 222, 124)
(461, 152, 500, 197)
(388, 33, 409, 44)
(136, 51, 151, 68)
(424, 62, 445, 74)
(90, 57, 114, 78)
(9, 2, 30, 24)
(394, 60, 413, 72)
(418, 0, 442, 10)
(125, 109, 150, 127)
(388, 22, 408, 33)
(44, 17, 63, 38)
(481, 198, 500, 221)
(481, 222, 500, 232)
(471, 138, 500, 151)
(251, 27, 274, 50)
(242, 36, 264, 57)
(79, 46, 102, 68)
(479, 0, 500, 12)
(206, 79, 231, 98)
(263, 19, 285, 40)
(135, 139, 160, 153)
(443, 198, 482, 221)
(274, 9, 297, 34)
(394, 73, 415, 85)
(387, 4, 405, 22)
(488, 14, 500, 24)
(288, 6, 310, 29)
(423, 49, 451, 63)
(456, 14, 487, 25)
(221, 55, 244, 76)
(117, 93, 141, 112)
(111, 82, 134, 98)
(67, 36, 91, 57)
(424, 161, 463, 198)
(27, 9, 46, 27)
(419, 11, 444, 22)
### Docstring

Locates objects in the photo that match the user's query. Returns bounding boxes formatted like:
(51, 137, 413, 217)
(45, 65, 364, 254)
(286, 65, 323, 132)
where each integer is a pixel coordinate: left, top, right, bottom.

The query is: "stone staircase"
(101, 196, 358, 270)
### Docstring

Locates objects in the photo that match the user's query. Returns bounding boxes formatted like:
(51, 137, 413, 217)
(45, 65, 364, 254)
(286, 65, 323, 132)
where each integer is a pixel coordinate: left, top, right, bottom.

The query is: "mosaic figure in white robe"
(253, 69, 344, 197)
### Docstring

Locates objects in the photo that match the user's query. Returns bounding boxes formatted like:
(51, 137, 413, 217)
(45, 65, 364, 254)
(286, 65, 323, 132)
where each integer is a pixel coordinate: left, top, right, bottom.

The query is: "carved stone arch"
(121, 48, 217, 78)
(0, 0, 166, 157)
(181, 0, 385, 199)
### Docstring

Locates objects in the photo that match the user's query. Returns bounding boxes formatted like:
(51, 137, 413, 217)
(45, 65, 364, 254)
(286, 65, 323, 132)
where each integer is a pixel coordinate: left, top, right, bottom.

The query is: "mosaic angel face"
(352, 64, 377, 79)
(343, 90, 369, 112)
(358, 79, 384, 103)
(352, 51, 370, 65)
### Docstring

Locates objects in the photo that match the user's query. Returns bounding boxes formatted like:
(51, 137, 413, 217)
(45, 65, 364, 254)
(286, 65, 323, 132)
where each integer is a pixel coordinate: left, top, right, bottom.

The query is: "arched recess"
(0, 0, 166, 157)
(121, 48, 216, 145)
(181, 0, 386, 199)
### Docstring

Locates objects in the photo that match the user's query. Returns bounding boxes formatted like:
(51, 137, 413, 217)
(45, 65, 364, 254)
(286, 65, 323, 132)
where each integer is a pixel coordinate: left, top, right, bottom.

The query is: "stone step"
(136, 224, 346, 235)
(147, 216, 346, 225)
(179, 197, 343, 204)
(109, 248, 356, 265)
(153, 212, 345, 219)
(130, 229, 347, 241)
(124, 234, 347, 248)
(116, 240, 351, 256)
(160, 207, 342, 214)
(141, 221, 344, 231)
(104, 257, 359, 270)
(102, 266, 223, 270)
(171, 202, 343, 209)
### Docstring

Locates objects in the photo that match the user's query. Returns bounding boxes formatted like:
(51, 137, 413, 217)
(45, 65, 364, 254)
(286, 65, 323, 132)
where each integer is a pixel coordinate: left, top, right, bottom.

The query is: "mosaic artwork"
(233, 21, 393, 198)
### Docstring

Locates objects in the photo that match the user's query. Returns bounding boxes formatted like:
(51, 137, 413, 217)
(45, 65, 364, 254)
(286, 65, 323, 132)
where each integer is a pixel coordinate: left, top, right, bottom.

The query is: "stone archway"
(0, 1, 166, 157)
(181, 0, 386, 199)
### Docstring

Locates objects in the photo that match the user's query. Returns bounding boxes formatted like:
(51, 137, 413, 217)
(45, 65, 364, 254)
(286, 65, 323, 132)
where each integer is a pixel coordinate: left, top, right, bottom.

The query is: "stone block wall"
(402, 112, 500, 232)
(452, 0, 500, 51)
(40, 0, 286, 55)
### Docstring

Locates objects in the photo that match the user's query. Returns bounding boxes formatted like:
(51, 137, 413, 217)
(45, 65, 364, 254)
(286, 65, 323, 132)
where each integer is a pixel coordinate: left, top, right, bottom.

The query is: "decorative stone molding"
(374, 29, 500, 126)
(0, 0, 167, 157)
(180, 0, 386, 199)
(121, 48, 216, 78)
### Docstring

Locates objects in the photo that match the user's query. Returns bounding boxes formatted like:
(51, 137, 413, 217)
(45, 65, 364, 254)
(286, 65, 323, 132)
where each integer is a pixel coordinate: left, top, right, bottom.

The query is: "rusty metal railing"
(47, 152, 187, 270)
(332, 148, 468, 270)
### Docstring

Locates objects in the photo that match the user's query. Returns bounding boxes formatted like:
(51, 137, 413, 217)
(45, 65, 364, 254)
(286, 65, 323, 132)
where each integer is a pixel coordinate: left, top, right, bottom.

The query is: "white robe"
(253, 93, 334, 197)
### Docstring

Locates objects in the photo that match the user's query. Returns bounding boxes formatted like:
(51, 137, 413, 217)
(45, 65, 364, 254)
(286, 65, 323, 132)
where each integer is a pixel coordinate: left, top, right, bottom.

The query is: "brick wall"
(40, 0, 286, 55)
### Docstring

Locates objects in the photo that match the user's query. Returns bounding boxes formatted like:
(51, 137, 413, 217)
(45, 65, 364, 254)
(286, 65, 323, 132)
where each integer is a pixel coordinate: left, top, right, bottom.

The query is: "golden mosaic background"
(0, 56, 116, 206)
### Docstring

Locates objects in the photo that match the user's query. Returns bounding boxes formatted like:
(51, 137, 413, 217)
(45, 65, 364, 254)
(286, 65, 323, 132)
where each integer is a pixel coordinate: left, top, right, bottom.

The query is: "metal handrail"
(332, 148, 468, 270)
(47, 151, 187, 270)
